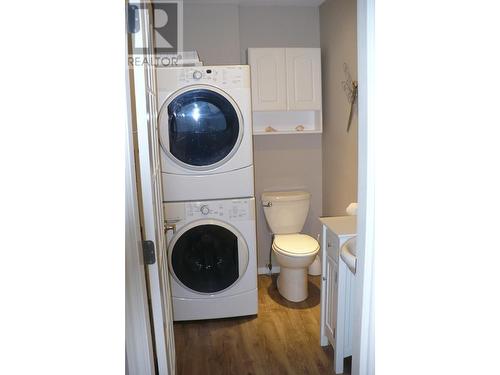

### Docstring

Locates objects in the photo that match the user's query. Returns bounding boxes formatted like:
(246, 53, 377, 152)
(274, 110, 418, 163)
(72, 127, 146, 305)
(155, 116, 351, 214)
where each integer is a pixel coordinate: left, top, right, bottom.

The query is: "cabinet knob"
(322, 276, 326, 281)
(327, 242, 332, 247)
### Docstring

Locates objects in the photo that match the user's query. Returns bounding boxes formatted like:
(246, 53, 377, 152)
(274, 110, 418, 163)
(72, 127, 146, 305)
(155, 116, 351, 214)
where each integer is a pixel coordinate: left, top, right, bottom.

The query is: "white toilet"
(262, 190, 320, 302)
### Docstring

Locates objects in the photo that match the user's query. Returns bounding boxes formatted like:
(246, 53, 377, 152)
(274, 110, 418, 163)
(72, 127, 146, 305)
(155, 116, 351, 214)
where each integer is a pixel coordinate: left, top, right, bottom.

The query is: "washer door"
(159, 86, 243, 171)
(168, 220, 249, 294)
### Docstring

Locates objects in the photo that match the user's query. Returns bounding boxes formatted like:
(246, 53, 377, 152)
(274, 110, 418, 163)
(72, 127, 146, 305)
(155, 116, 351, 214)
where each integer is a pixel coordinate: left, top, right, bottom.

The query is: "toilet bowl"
(262, 191, 320, 302)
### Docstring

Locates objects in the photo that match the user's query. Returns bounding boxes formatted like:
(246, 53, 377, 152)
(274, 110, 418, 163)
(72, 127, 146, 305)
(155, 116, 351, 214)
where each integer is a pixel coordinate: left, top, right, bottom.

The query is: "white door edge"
(128, 2, 176, 374)
(125, 43, 155, 375)
(352, 0, 375, 374)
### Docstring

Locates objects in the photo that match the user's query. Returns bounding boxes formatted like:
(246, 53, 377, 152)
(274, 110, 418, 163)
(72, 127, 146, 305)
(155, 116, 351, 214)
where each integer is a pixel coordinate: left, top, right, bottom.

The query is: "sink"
(341, 237, 357, 274)
(344, 237, 357, 256)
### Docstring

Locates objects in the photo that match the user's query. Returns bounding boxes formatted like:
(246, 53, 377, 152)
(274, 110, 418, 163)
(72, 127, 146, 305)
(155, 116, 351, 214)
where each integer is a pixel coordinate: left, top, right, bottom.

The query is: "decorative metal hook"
(341, 62, 358, 132)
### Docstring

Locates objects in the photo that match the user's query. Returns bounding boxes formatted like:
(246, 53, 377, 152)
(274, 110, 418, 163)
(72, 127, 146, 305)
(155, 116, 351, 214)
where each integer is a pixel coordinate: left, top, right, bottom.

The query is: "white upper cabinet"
(249, 48, 321, 112)
(285, 48, 322, 111)
(248, 48, 287, 111)
(248, 48, 322, 134)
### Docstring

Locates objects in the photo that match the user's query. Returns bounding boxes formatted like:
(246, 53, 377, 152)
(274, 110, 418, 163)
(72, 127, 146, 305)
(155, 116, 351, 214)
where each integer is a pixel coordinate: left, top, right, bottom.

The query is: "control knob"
(192, 70, 202, 80)
(200, 205, 210, 215)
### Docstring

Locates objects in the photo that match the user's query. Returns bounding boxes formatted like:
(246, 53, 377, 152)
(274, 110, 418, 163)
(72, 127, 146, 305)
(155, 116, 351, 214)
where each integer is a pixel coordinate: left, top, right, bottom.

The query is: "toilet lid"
(273, 234, 320, 256)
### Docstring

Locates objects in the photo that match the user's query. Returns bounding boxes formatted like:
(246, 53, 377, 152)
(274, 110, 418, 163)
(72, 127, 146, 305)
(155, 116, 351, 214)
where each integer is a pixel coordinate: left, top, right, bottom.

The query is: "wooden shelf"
(252, 110, 322, 135)
(253, 129, 322, 136)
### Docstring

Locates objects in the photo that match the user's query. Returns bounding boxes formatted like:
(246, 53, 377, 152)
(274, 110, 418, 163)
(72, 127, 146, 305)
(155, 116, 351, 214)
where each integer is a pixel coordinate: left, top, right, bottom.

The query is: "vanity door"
(324, 253, 338, 347)
(321, 226, 338, 348)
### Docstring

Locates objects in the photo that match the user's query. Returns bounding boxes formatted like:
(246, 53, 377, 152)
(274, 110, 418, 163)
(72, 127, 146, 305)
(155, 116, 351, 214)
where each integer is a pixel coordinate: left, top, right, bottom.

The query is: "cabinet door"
(248, 48, 287, 111)
(343, 265, 355, 357)
(325, 229, 339, 259)
(324, 254, 338, 347)
(285, 48, 322, 110)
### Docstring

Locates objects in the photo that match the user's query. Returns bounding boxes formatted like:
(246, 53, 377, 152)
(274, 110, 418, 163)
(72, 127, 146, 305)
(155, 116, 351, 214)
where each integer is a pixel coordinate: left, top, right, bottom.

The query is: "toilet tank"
(261, 191, 311, 234)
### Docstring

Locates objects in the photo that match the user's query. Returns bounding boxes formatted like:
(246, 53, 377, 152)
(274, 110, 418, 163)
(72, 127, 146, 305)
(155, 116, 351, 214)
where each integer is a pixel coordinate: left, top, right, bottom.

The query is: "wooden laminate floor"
(173, 274, 351, 375)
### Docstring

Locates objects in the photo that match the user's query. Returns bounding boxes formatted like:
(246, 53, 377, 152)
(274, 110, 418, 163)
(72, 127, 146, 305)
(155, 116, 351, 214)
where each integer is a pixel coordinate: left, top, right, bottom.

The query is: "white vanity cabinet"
(319, 216, 356, 375)
(248, 48, 322, 134)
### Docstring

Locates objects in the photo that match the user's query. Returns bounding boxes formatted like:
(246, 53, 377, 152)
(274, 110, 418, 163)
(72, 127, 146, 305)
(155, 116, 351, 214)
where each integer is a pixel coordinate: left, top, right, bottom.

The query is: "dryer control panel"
(176, 65, 249, 88)
(164, 198, 255, 223)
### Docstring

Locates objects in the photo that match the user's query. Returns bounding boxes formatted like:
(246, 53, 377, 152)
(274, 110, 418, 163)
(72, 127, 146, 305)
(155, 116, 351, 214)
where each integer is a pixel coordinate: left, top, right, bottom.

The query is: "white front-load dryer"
(156, 65, 254, 202)
(164, 197, 258, 321)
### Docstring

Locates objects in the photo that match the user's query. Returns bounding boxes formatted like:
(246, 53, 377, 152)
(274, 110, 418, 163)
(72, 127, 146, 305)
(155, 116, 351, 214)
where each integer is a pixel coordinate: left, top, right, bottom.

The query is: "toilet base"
(277, 267, 308, 302)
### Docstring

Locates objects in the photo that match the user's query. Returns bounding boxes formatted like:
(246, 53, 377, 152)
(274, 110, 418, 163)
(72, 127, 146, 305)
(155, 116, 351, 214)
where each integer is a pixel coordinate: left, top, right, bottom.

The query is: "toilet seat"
(272, 234, 320, 257)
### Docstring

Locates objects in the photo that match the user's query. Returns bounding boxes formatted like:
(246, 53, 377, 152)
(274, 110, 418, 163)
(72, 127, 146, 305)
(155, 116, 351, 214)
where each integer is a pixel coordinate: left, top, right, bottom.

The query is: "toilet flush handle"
(262, 201, 272, 207)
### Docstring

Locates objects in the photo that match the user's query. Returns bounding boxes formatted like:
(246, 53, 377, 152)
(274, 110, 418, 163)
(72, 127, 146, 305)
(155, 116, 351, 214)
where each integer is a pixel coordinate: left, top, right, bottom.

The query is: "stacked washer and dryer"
(156, 66, 258, 321)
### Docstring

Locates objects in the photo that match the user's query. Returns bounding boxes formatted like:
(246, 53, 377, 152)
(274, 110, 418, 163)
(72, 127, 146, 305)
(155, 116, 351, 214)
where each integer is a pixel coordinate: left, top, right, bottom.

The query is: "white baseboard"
(257, 266, 281, 275)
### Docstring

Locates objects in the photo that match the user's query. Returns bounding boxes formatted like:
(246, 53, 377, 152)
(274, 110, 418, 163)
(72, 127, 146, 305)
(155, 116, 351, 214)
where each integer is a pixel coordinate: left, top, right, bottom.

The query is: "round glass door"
(171, 224, 241, 293)
(161, 88, 242, 169)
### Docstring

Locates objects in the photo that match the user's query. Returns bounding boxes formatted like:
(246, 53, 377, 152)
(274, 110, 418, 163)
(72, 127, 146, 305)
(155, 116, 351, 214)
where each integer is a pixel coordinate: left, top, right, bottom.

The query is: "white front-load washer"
(156, 65, 254, 202)
(164, 197, 258, 321)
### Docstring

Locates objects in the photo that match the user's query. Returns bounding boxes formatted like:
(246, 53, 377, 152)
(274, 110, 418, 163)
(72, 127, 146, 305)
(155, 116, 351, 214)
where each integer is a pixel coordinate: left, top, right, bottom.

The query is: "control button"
(200, 205, 210, 215)
(193, 70, 202, 80)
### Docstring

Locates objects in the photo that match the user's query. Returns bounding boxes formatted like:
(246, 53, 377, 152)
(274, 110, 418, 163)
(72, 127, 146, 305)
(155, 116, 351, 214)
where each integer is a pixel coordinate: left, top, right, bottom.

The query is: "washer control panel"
(186, 199, 251, 221)
(164, 198, 255, 223)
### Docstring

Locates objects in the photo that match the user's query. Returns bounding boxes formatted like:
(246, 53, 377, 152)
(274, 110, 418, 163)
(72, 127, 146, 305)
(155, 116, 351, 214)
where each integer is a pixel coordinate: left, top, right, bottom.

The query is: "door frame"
(352, 0, 375, 374)
(126, 1, 177, 374)
(125, 62, 156, 375)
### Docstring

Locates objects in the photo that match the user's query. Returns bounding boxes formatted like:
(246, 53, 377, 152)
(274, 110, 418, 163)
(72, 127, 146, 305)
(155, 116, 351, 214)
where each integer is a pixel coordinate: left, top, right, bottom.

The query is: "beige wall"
(254, 135, 323, 268)
(183, 5, 323, 269)
(239, 6, 322, 269)
(238, 5, 320, 63)
(183, 4, 240, 65)
(320, 0, 358, 216)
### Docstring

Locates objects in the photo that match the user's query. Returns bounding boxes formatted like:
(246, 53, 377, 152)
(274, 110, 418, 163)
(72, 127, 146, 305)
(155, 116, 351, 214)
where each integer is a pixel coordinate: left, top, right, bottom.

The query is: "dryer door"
(159, 86, 243, 171)
(168, 220, 249, 294)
